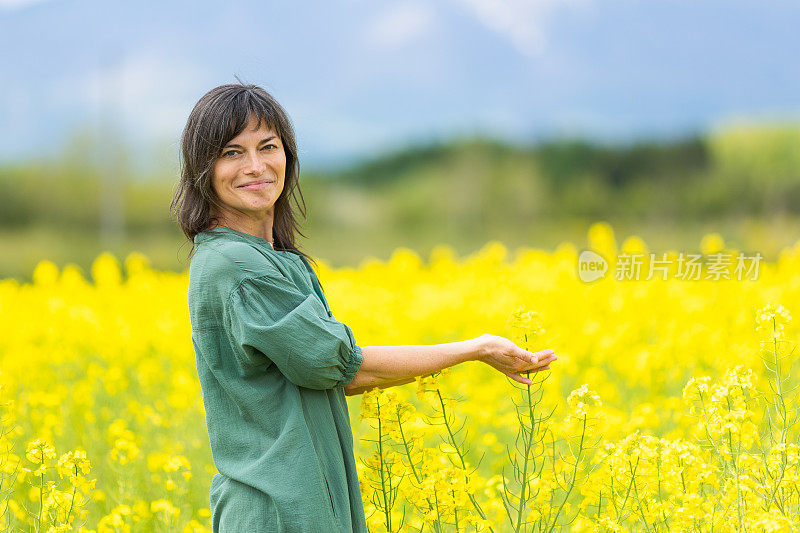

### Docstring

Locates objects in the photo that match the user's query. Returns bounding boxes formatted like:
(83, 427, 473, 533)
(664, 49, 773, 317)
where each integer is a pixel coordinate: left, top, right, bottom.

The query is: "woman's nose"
(243, 151, 267, 174)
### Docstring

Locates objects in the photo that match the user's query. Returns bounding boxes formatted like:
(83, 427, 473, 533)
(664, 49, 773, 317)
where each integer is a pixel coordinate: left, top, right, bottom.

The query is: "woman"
(170, 82, 558, 532)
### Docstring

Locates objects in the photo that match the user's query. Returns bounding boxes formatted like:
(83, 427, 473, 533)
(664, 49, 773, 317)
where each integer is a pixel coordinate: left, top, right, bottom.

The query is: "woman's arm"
(343, 334, 557, 396)
(344, 376, 418, 396)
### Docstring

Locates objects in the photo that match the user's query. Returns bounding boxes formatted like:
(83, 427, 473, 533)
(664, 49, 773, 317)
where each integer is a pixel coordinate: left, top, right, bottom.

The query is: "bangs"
(213, 90, 282, 154)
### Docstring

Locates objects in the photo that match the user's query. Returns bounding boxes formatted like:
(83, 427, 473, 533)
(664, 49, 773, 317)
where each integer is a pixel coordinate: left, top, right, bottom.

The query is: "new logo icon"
(578, 250, 607, 282)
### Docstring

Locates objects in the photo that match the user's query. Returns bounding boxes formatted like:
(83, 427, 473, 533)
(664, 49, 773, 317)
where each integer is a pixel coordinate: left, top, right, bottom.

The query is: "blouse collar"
(194, 226, 277, 251)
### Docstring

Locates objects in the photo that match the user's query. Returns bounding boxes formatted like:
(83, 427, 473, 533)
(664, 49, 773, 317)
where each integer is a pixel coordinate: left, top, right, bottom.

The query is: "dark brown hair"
(170, 81, 316, 269)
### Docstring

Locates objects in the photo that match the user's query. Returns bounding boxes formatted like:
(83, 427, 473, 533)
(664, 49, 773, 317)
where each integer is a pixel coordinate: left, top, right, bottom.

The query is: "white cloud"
(451, 0, 593, 57)
(364, 2, 436, 49)
(56, 50, 206, 142)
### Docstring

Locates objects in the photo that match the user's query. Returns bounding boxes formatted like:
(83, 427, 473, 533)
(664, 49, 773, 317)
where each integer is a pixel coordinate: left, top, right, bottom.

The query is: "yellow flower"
(756, 303, 791, 337)
(109, 439, 141, 466)
(564, 384, 602, 423)
(26, 438, 57, 464)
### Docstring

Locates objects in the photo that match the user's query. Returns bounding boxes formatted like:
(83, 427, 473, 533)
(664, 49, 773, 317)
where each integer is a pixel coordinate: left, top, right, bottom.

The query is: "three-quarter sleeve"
(223, 273, 363, 390)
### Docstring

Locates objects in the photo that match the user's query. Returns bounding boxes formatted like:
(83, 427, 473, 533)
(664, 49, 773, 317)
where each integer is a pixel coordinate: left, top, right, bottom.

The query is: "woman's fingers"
(514, 356, 556, 376)
(517, 347, 555, 364)
(513, 349, 557, 372)
(517, 347, 540, 363)
(507, 371, 533, 385)
(507, 364, 551, 385)
(538, 351, 557, 366)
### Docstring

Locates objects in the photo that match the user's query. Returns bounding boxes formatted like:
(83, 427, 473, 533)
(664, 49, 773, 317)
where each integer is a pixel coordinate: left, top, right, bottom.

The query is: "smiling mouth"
(237, 180, 274, 190)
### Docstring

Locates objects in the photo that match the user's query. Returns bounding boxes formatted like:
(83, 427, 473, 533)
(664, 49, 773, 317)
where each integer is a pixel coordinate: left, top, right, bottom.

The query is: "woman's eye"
(221, 145, 275, 158)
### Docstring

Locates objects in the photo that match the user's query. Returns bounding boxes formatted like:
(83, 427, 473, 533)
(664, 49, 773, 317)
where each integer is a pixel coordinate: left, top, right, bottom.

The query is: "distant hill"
(331, 135, 709, 190)
(1, 123, 799, 234)
(321, 125, 799, 224)
(1, 124, 800, 280)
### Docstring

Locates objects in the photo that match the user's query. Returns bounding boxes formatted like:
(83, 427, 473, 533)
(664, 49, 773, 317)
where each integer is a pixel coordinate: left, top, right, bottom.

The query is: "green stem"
(435, 389, 494, 533)
(514, 381, 535, 533)
(615, 455, 639, 523)
(545, 414, 586, 533)
(655, 444, 670, 529)
(376, 396, 392, 531)
(396, 408, 442, 533)
(453, 488, 460, 532)
(65, 464, 77, 524)
(37, 448, 44, 533)
(434, 490, 442, 528)
(698, 394, 727, 469)
(726, 427, 743, 531)
(630, 463, 652, 533)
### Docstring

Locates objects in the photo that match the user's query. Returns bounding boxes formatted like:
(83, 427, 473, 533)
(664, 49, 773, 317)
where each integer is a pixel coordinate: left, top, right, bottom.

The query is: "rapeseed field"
(1, 223, 798, 532)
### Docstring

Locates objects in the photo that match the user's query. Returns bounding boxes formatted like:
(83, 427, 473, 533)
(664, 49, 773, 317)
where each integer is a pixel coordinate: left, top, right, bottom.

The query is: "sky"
(1, 0, 799, 173)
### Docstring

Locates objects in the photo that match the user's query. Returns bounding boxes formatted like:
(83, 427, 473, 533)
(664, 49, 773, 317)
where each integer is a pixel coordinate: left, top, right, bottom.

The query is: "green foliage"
(333, 137, 519, 189)
(706, 122, 800, 216)
(1, 122, 799, 279)
(533, 137, 708, 191)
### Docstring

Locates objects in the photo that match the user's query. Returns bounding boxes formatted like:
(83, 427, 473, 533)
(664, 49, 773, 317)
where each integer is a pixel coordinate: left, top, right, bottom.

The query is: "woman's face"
(210, 114, 286, 222)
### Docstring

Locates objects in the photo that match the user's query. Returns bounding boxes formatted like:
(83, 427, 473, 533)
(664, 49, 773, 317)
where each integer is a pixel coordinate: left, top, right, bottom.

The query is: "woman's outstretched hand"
(475, 334, 557, 385)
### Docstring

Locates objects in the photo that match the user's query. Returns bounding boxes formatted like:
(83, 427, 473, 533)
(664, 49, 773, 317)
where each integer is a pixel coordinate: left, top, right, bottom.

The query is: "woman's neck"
(208, 216, 274, 243)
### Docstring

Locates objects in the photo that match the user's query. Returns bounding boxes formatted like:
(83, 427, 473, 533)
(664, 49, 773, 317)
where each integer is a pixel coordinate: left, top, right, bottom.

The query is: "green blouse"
(188, 227, 367, 532)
